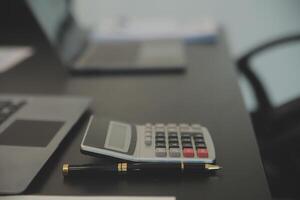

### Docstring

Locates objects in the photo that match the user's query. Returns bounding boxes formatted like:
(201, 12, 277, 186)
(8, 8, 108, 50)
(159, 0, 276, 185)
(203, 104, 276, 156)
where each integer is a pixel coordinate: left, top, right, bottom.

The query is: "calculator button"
(181, 133, 191, 138)
(155, 137, 165, 142)
(169, 148, 181, 157)
(155, 123, 165, 128)
(168, 137, 178, 143)
(145, 123, 152, 130)
(168, 135, 178, 140)
(156, 137, 165, 142)
(182, 142, 193, 148)
(155, 134, 165, 139)
(195, 142, 206, 149)
(167, 127, 178, 132)
(194, 139, 205, 143)
(145, 132, 152, 137)
(145, 136, 152, 145)
(155, 135, 165, 140)
(145, 127, 152, 132)
(179, 123, 189, 127)
(155, 148, 167, 157)
(180, 128, 190, 132)
(181, 138, 192, 143)
(169, 140, 179, 145)
(155, 142, 166, 148)
(156, 132, 165, 137)
(183, 148, 194, 157)
(194, 138, 205, 143)
(179, 124, 190, 131)
(194, 133, 203, 138)
(191, 124, 202, 129)
(168, 142, 179, 148)
(167, 123, 177, 127)
(155, 127, 165, 132)
(197, 148, 208, 158)
(168, 132, 178, 137)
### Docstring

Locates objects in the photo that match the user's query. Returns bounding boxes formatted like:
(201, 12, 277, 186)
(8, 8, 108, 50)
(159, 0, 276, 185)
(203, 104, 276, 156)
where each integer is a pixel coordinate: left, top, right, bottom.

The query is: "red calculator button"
(183, 148, 194, 157)
(197, 148, 208, 158)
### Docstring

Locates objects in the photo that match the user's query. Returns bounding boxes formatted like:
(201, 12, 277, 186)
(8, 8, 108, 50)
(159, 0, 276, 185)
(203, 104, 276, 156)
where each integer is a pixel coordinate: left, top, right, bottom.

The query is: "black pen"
(62, 162, 221, 176)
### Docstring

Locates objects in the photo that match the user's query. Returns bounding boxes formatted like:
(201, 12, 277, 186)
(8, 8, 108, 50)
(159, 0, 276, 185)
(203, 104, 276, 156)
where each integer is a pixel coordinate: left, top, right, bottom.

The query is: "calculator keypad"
(144, 123, 210, 159)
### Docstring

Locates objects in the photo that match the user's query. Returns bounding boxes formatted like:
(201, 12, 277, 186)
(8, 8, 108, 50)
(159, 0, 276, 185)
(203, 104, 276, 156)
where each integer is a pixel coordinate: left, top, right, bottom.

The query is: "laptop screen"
(26, 0, 88, 64)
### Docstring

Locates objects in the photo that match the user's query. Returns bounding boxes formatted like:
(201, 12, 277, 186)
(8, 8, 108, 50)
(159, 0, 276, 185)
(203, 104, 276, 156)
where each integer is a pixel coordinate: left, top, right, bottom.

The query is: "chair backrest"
(237, 34, 300, 199)
(236, 34, 300, 117)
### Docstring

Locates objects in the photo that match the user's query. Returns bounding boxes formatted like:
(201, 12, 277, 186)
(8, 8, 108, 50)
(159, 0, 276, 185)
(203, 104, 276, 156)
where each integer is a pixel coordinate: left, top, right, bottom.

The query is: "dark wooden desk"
(0, 32, 271, 199)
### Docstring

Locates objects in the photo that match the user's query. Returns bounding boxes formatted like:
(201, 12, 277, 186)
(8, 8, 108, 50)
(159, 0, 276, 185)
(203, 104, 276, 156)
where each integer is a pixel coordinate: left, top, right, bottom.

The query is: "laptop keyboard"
(0, 100, 26, 125)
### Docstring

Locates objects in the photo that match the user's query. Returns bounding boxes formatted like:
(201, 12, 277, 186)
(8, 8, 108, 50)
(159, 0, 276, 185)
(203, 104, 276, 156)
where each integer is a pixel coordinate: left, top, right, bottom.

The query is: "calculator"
(81, 116, 216, 163)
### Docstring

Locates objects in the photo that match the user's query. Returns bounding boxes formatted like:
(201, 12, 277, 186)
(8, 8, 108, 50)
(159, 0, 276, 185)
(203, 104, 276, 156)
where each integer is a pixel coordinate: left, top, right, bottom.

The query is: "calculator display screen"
(108, 124, 127, 149)
(104, 121, 131, 153)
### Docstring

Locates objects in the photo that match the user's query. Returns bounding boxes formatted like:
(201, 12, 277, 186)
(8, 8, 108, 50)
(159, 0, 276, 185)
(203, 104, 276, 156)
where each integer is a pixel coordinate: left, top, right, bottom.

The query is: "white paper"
(0, 46, 34, 73)
(1, 196, 175, 200)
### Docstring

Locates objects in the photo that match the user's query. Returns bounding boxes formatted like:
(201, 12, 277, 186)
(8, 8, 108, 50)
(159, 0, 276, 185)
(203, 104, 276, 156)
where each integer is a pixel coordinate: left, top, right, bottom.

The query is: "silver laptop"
(26, 0, 187, 72)
(0, 94, 90, 194)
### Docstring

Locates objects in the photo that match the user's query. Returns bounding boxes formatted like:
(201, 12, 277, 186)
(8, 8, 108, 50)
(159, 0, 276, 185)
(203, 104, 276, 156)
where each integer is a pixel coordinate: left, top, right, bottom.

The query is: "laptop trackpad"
(0, 120, 64, 147)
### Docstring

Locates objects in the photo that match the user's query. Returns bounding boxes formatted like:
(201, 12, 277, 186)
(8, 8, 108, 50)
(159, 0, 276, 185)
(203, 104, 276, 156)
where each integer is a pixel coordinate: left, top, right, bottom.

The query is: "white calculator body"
(81, 116, 216, 163)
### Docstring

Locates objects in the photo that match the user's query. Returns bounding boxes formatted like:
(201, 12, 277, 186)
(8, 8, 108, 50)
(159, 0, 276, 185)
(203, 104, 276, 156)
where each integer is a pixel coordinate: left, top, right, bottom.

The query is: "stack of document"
(91, 17, 218, 43)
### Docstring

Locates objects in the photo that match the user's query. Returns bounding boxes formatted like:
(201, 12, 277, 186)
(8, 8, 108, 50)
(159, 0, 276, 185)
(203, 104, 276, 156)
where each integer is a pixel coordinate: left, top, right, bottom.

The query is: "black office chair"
(236, 34, 300, 200)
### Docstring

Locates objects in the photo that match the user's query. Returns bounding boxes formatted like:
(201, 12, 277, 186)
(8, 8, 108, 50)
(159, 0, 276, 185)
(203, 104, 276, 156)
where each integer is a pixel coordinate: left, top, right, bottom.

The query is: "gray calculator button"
(167, 127, 177, 132)
(191, 124, 202, 129)
(182, 142, 193, 148)
(169, 142, 179, 148)
(155, 148, 167, 157)
(146, 123, 152, 127)
(156, 132, 165, 137)
(195, 142, 206, 149)
(181, 138, 192, 143)
(167, 123, 177, 127)
(145, 131, 152, 137)
(181, 133, 191, 138)
(169, 135, 178, 143)
(155, 123, 164, 128)
(180, 127, 190, 132)
(145, 127, 152, 132)
(156, 137, 165, 142)
(169, 148, 181, 157)
(155, 127, 165, 132)
(168, 132, 178, 137)
(155, 142, 166, 148)
(194, 138, 205, 143)
(168, 138, 178, 142)
(145, 136, 152, 145)
(194, 133, 204, 138)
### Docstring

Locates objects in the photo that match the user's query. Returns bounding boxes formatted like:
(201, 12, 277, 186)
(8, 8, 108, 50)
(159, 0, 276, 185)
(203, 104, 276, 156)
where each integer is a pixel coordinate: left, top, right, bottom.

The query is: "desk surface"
(0, 32, 271, 199)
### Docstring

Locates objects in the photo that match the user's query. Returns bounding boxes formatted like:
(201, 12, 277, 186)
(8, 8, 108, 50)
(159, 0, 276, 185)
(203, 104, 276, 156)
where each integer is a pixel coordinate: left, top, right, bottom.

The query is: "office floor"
(74, 0, 300, 111)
